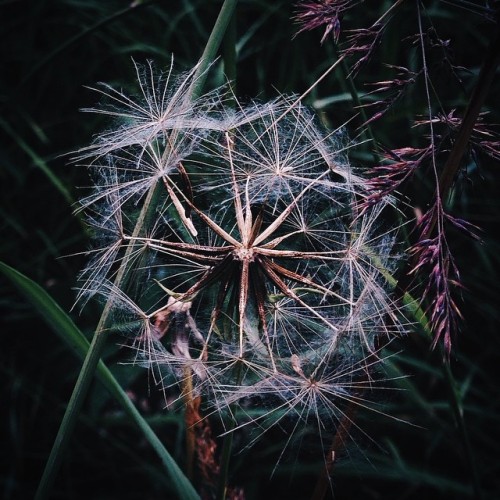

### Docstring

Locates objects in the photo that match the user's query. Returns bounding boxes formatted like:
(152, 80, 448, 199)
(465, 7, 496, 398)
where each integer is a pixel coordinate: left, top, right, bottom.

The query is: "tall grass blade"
(29, 1, 239, 497)
(0, 261, 200, 500)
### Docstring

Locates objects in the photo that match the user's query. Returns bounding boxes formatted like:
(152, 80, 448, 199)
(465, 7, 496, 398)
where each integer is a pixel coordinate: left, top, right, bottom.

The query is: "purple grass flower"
(359, 146, 432, 214)
(293, 0, 360, 44)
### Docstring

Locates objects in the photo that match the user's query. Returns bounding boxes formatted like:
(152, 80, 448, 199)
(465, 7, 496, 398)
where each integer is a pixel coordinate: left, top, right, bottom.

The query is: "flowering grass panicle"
(294, 0, 500, 358)
(77, 59, 407, 461)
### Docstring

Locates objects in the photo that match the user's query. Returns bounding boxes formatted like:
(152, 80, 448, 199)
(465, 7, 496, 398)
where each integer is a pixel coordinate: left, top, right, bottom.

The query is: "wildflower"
(77, 59, 407, 465)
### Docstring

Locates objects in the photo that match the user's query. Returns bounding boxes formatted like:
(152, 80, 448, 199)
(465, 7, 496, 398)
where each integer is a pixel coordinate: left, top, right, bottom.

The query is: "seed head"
(77, 58, 408, 462)
(293, 1, 359, 44)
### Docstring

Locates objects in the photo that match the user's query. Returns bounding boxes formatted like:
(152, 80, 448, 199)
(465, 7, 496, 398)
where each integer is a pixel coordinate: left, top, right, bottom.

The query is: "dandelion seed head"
(76, 58, 408, 465)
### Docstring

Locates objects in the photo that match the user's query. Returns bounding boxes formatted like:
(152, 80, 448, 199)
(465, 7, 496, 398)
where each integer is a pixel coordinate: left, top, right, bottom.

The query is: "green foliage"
(0, 261, 199, 500)
(1, 1, 499, 499)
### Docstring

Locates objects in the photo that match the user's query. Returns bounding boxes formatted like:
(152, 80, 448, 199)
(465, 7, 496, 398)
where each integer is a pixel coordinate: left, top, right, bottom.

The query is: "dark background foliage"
(1, 1, 499, 499)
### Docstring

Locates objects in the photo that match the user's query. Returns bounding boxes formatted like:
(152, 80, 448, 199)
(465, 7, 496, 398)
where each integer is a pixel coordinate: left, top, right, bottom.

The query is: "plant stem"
(34, 322, 107, 500)
(183, 368, 197, 480)
(223, 9, 237, 88)
(427, 28, 500, 239)
(438, 30, 500, 201)
(35, 1, 239, 497)
(188, 0, 239, 102)
(332, 50, 378, 154)
(216, 359, 242, 500)
(35, 184, 159, 500)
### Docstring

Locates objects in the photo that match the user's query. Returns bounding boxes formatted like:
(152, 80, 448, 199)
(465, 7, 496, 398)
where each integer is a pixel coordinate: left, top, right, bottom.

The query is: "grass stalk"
(187, 0, 239, 102)
(334, 51, 378, 154)
(34, 325, 109, 500)
(223, 9, 238, 91)
(34, 1, 239, 497)
(428, 28, 500, 238)
(35, 184, 160, 500)
(437, 29, 500, 203)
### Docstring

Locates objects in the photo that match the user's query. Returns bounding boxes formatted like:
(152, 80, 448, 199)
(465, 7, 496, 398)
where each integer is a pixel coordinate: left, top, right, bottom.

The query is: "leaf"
(0, 261, 200, 500)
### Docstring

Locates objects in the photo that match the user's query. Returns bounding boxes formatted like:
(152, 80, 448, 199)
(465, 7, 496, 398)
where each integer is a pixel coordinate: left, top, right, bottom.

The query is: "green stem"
(336, 53, 378, 154)
(35, 0, 239, 497)
(188, 0, 239, 102)
(223, 10, 238, 91)
(34, 324, 107, 500)
(35, 184, 159, 500)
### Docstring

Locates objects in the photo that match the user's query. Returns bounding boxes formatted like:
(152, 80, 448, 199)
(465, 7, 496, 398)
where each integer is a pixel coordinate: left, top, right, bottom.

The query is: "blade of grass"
(32, 1, 239, 498)
(186, 0, 238, 101)
(33, 184, 159, 500)
(0, 261, 199, 500)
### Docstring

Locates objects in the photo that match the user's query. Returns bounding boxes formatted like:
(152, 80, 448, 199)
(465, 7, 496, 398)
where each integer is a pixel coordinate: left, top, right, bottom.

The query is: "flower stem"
(188, 0, 239, 102)
(216, 359, 243, 500)
(35, 1, 240, 497)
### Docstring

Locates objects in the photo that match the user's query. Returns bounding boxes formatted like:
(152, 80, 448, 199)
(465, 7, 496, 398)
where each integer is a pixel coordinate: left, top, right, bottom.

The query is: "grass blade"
(0, 261, 199, 500)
